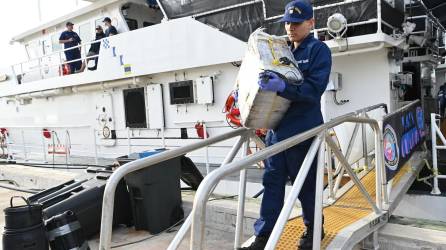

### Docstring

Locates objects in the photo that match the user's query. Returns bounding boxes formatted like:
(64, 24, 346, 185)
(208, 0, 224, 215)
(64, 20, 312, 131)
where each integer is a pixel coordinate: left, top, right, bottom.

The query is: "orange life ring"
(224, 91, 242, 127)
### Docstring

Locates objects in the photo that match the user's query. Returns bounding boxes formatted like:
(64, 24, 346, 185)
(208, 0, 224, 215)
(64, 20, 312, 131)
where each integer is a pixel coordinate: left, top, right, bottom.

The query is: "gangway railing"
(166, 103, 386, 250)
(430, 113, 446, 194)
(98, 127, 256, 250)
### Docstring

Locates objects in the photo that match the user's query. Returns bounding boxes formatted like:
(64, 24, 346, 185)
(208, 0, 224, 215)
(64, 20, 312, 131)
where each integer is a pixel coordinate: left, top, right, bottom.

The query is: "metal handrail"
(12, 38, 104, 80)
(167, 103, 387, 249)
(98, 127, 252, 250)
(431, 113, 446, 195)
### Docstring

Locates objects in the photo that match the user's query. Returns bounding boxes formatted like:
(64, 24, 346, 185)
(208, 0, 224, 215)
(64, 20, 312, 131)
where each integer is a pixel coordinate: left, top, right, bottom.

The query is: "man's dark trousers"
(254, 131, 317, 236)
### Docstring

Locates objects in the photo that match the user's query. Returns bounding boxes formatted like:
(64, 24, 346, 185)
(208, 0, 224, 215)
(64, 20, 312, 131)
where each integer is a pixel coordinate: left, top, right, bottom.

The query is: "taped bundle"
(236, 29, 302, 129)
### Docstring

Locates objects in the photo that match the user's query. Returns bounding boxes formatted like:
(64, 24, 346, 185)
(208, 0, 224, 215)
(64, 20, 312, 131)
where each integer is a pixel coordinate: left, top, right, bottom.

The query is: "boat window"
(79, 22, 93, 46)
(42, 37, 52, 55)
(126, 18, 138, 31)
(51, 34, 62, 52)
(95, 18, 104, 30)
(120, 2, 163, 31)
(123, 87, 147, 128)
(143, 21, 155, 27)
(25, 40, 42, 59)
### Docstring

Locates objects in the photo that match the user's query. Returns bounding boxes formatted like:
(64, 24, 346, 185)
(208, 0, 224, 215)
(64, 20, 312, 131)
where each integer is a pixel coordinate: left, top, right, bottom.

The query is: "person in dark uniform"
(59, 22, 82, 74)
(86, 25, 105, 70)
(437, 83, 446, 117)
(103, 17, 118, 37)
(241, 1, 332, 249)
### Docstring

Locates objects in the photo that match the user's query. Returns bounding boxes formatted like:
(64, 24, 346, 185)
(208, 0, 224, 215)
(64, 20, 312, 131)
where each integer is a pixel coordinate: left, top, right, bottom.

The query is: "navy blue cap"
(279, 0, 313, 23)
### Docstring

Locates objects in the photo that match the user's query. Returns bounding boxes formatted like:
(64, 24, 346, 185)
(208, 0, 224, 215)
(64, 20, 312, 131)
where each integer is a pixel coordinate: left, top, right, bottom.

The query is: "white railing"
(430, 113, 446, 194)
(11, 39, 103, 82)
(2, 123, 251, 168)
(93, 103, 387, 250)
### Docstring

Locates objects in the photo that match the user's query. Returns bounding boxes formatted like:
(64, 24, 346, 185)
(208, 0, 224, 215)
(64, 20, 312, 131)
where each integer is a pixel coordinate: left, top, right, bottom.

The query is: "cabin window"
(79, 22, 92, 46)
(25, 40, 42, 59)
(143, 21, 155, 27)
(51, 34, 62, 52)
(125, 18, 138, 31)
(169, 80, 195, 105)
(95, 18, 104, 30)
(120, 2, 163, 31)
(123, 87, 147, 128)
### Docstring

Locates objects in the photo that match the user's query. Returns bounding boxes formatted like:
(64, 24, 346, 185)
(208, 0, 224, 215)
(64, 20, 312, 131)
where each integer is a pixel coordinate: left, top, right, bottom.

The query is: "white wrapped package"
(236, 29, 303, 129)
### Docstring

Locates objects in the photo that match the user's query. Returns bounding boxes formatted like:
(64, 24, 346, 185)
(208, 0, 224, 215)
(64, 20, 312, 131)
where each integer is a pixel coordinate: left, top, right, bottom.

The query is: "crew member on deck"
(86, 25, 105, 70)
(59, 22, 82, 74)
(103, 17, 118, 37)
(241, 1, 332, 249)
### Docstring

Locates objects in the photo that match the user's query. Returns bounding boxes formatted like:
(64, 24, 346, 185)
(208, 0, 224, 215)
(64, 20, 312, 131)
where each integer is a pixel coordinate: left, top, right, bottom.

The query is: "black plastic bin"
(119, 150, 184, 234)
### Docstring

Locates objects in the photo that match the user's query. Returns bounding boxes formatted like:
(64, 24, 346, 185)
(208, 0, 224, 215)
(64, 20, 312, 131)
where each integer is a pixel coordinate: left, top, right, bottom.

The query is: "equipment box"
(119, 149, 184, 234)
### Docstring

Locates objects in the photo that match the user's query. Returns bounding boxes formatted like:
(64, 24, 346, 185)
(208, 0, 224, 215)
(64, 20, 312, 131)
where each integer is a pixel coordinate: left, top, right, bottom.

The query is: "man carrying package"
(241, 0, 332, 249)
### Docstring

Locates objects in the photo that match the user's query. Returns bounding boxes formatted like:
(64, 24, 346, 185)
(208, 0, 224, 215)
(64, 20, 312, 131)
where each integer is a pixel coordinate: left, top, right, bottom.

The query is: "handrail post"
(361, 111, 369, 170)
(325, 134, 381, 214)
(312, 132, 326, 250)
(373, 121, 383, 210)
(99, 128, 249, 250)
(92, 129, 98, 165)
(431, 113, 441, 194)
(41, 130, 47, 163)
(127, 127, 131, 155)
(234, 137, 249, 249)
(376, 119, 388, 207)
(168, 134, 247, 250)
(326, 143, 334, 200)
(204, 123, 210, 175)
(21, 130, 27, 161)
(264, 135, 322, 250)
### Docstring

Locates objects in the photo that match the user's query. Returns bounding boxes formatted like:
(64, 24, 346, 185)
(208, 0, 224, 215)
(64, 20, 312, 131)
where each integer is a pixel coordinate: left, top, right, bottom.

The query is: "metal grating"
(277, 163, 411, 249)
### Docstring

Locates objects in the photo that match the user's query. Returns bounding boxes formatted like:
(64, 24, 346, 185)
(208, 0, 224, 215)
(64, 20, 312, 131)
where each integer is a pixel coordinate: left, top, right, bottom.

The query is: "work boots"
(239, 235, 269, 250)
(298, 227, 325, 250)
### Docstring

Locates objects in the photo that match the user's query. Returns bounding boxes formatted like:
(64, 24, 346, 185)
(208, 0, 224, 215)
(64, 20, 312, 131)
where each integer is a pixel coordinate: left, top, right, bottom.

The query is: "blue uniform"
(254, 34, 332, 236)
(105, 26, 118, 37)
(59, 31, 82, 73)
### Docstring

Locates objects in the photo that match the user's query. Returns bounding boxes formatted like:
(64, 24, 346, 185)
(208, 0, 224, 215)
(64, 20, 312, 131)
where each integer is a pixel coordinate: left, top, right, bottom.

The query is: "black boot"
(239, 235, 269, 250)
(298, 227, 325, 250)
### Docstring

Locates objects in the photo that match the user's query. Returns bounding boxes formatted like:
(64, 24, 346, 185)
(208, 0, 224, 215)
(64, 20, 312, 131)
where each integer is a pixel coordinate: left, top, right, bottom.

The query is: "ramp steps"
(277, 164, 410, 249)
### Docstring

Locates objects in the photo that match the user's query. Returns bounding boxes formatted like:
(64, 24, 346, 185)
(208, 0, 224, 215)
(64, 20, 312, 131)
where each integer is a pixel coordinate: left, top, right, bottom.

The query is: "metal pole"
(204, 123, 210, 175)
(326, 143, 334, 200)
(375, 120, 386, 208)
(167, 135, 246, 250)
(161, 127, 166, 148)
(234, 138, 249, 249)
(361, 111, 369, 170)
(65, 130, 69, 166)
(127, 127, 131, 155)
(325, 135, 381, 214)
(264, 136, 322, 250)
(41, 131, 47, 163)
(93, 129, 98, 165)
(21, 130, 27, 161)
(377, 0, 382, 33)
(312, 134, 326, 250)
(431, 113, 441, 194)
(99, 128, 249, 250)
(52, 131, 55, 165)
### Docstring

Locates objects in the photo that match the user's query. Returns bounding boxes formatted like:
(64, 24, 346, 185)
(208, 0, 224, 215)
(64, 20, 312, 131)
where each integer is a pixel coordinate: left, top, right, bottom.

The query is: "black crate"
(123, 156, 183, 234)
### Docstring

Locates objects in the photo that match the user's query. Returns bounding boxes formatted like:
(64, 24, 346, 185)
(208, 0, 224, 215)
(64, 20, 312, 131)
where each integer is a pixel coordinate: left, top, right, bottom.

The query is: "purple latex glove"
(258, 71, 286, 93)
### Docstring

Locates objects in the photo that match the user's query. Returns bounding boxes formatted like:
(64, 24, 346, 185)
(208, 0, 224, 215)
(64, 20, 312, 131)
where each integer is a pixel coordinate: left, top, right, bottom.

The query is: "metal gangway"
(98, 101, 426, 250)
